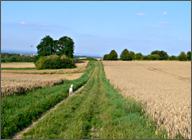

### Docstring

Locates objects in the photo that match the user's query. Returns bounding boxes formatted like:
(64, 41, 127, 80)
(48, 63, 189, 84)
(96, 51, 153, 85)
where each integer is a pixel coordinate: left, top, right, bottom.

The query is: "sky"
(1, 1, 191, 57)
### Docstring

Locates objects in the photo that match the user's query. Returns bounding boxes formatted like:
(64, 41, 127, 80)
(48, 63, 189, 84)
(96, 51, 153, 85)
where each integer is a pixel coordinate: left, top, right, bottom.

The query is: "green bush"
(35, 56, 48, 69)
(142, 55, 149, 60)
(1, 58, 6, 62)
(168, 55, 179, 60)
(103, 54, 110, 60)
(147, 54, 160, 60)
(35, 54, 76, 70)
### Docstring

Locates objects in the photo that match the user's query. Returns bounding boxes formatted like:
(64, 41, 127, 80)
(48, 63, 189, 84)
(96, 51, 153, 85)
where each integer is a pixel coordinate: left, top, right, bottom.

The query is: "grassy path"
(21, 61, 168, 139)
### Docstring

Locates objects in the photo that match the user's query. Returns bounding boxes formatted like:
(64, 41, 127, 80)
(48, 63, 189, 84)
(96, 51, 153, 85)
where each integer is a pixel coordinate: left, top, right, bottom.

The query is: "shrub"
(103, 54, 110, 60)
(168, 55, 179, 60)
(35, 54, 76, 70)
(1, 58, 6, 62)
(147, 54, 160, 60)
(35, 56, 48, 69)
(142, 55, 149, 60)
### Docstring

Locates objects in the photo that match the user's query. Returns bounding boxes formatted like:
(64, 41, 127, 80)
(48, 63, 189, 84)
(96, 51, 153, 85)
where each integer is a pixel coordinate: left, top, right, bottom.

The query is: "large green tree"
(178, 51, 187, 61)
(187, 51, 191, 61)
(120, 49, 131, 60)
(151, 50, 169, 60)
(37, 35, 55, 57)
(130, 51, 135, 60)
(109, 50, 118, 60)
(57, 36, 74, 58)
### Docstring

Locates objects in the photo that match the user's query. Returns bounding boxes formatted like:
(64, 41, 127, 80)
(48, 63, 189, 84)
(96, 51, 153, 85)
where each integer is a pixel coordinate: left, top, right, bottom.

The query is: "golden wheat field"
(1, 61, 89, 97)
(102, 61, 191, 139)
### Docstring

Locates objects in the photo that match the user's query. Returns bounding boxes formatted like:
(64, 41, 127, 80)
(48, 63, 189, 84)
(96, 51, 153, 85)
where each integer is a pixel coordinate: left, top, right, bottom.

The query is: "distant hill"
(1, 49, 103, 58)
(1, 49, 37, 55)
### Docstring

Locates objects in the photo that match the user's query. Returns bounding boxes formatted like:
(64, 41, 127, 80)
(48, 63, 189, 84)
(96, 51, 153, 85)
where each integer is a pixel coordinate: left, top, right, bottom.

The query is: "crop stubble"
(102, 61, 191, 139)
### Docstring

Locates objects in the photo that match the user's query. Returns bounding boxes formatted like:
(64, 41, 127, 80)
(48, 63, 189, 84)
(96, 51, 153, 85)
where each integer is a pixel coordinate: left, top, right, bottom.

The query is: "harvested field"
(1, 61, 89, 74)
(102, 61, 191, 139)
(1, 62, 35, 68)
(1, 61, 89, 97)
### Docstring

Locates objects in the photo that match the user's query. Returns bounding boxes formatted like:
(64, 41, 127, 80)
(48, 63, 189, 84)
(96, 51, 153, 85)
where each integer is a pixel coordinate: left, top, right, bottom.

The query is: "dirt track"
(102, 61, 191, 139)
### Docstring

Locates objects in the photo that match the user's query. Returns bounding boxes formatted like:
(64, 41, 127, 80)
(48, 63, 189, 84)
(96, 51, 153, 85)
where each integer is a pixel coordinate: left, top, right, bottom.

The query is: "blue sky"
(1, 1, 191, 57)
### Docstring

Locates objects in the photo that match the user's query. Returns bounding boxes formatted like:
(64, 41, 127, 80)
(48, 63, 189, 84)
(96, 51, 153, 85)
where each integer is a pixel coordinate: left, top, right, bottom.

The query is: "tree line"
(103, 49, 191, 61)
(1, 53, 35, 62)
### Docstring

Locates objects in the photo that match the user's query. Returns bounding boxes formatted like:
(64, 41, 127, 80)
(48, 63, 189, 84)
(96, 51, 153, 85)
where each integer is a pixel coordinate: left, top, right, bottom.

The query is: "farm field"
(1, 61, 89, 74)
(1, 62, 36, 68)
(1, 61, 88, 97)
(102, 61, 191, 139)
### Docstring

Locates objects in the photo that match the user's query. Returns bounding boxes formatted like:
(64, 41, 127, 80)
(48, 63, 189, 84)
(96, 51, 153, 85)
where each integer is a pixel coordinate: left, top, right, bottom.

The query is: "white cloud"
(153, 25, 164, 28)
(163, 11, 167, 15)
(19, 22, 48, 27)
(178, 38, 183, 40)
(136, 13, 146, 16)
(159, 21, 169, 24)
(20, 22, 26, 25)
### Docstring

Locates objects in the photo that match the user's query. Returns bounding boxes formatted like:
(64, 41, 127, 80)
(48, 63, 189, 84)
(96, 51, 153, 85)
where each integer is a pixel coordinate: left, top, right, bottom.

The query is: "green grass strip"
(1, 61, 95, 139)
(21, 61, 168, 139)
(1, 68, 37, 70)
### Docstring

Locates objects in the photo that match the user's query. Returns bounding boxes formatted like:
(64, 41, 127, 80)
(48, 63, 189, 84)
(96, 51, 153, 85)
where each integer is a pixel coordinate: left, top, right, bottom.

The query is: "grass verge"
(1, 68, 37, 70)
(1, 61, 95, 139)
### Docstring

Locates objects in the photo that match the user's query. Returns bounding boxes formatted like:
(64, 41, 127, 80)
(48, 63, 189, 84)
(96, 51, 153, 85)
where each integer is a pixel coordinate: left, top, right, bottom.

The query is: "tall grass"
(1, 61, 95, 139)
(21, 61, 168, 139)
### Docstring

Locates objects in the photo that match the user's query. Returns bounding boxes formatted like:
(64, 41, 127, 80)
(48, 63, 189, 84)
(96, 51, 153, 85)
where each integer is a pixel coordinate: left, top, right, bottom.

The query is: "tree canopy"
(187, 51, 191, 60)
(120, 49, 131, 60)
(135, 53, 143, 60)
(178, 51, 187, 61)
(151, 50, 168, 60)
(36, 35, 74, 58)
(103, 54, 110, 60)
(108, 50, 118, 60)
(130, 51, 135, 60)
